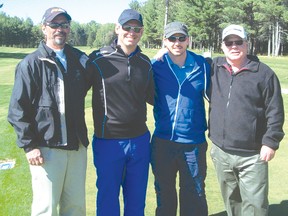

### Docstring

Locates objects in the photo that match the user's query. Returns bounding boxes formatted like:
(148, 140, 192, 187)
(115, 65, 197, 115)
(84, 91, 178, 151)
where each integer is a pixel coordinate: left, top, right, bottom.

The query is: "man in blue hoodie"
(151, 21, 210, 216)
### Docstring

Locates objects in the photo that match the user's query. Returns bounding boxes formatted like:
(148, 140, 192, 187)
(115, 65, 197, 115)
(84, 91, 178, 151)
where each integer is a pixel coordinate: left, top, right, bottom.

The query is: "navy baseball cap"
(118, 9, 143, 26)
(42, 7, 71, 23)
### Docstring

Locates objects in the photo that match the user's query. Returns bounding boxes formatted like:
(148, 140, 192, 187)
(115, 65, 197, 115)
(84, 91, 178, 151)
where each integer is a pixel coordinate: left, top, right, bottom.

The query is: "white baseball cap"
(222, 24, 247, 41)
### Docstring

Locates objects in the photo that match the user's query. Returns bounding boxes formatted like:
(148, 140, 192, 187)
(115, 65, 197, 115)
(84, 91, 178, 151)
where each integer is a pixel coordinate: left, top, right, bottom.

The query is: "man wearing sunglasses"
(151, 21, 210, 216)
(86, 9, 154, 216)
(8, 7, 90, 216)
(209, 24, 284, 216)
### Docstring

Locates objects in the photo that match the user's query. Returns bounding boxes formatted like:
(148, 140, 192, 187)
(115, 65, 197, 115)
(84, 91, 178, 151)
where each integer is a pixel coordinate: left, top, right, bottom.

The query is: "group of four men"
(8, 6, 284, 216)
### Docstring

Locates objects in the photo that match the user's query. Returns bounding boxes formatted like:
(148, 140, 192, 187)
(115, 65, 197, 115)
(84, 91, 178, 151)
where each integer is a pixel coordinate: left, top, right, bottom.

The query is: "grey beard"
(55, 37, 66, 46)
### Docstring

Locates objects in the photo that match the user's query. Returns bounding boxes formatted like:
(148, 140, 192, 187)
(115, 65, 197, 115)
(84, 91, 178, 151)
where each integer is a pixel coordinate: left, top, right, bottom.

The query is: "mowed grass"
(1, 46, 288, 216)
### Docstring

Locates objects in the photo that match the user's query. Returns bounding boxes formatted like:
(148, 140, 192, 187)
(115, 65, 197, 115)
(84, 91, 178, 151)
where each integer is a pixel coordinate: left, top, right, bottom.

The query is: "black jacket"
(87, 40, 154, 139)
(208, 55, 284, 152)
(8, 41, 89, 152)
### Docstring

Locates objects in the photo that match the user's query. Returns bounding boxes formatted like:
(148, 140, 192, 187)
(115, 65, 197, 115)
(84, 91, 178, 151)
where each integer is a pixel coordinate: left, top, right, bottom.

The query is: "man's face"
(164, 33, 189, 57)
(42, 14, 70, 50)
(115, 20, 143, 50)
(221, 35, 248, 63)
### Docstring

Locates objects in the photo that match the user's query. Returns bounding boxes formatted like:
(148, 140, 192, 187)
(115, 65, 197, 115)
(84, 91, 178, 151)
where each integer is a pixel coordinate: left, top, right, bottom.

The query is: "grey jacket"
(209, 55, 284, 152)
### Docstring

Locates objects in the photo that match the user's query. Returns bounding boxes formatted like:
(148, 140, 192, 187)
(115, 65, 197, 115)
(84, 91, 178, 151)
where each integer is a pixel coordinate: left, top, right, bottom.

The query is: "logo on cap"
(222, 24, 247, 40)
(42, 7, 71, 24)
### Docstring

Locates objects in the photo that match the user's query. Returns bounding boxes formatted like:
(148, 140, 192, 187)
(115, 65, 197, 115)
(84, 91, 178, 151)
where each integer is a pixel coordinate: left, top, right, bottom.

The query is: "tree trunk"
(272, 22, 281, 57)
(275, 23, 281, 56)
(268, 25, 271, 57)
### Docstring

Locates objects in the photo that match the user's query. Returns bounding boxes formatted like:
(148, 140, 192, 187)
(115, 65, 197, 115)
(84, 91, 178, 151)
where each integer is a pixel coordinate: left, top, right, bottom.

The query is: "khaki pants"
(210, 143, 269, 216)
(29, 145, 87, 216)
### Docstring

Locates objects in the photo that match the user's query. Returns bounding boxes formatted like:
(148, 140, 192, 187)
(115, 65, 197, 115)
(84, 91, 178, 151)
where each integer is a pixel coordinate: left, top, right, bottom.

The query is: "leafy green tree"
(85, 21, 100, 48)
(1, 1, 288, 54)
(70, 21, 87, 46)
(141, 0, 165, 48)
(0, 13, 41, 47)
(20, 18, 35, 48)
(129, 0, 142, 11)
(173, 0, 224, 51)
(255, 0, 288, 56)
(31, 25, 43, 47)
(93, 23, 115, 49)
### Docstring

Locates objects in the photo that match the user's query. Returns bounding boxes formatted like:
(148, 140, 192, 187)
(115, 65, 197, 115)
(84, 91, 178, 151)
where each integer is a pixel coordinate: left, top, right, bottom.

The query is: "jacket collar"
(217, 55, 260, 74)
(38, 40, 72, 59)
(112, 39, 141, 57)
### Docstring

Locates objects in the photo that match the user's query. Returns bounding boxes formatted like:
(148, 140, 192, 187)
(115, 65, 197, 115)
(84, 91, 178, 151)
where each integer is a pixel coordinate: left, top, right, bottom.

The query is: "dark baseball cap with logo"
(41, 7, 71, 24)
(118, 9, 143, 26)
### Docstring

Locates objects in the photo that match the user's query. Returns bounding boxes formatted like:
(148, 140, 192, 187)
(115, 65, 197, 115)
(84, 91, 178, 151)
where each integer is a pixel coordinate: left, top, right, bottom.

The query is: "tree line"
(1, 0, 288, 56)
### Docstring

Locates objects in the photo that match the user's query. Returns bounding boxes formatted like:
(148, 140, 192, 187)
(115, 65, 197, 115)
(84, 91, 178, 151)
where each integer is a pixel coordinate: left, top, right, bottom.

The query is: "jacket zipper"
(169, 64, 200, 140)
(127, 58, 131, 81)
(171, 84, 182, 140)
(223, 74, 235, 142)
(226, 75, 234, 108)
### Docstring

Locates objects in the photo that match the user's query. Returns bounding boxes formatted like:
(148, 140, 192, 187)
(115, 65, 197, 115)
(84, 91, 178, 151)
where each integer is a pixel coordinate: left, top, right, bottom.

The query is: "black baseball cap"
(118, 9, 143, 26)
(42, 7, 71, 23)
(164, 22, 188, 38)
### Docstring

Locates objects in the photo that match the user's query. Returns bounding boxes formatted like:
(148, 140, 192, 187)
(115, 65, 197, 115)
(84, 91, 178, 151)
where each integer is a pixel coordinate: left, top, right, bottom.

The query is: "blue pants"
(92, 131, 151, 216)
(151, 136, 208, 216)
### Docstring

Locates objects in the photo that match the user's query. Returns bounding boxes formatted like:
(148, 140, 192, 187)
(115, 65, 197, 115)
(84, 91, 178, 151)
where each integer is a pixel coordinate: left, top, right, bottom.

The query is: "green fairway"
(1, 47, 287, 215)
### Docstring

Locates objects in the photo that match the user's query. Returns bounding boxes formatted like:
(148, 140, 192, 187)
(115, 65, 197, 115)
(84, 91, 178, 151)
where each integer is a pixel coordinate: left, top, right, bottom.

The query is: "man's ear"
(41, 25, 46, 34)
(115, 24, 121, 34)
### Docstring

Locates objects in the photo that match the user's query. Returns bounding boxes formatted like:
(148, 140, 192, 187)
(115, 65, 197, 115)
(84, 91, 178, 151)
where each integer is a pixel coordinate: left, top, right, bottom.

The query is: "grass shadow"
(0, 52, 28, 59)
(210, 200, 288, 216)
(269, 200, 288, 216)
(210, 211, 227, 216)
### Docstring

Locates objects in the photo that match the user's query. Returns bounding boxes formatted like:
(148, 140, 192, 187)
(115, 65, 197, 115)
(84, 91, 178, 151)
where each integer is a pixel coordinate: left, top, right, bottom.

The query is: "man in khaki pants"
(8, 7, 89, 216)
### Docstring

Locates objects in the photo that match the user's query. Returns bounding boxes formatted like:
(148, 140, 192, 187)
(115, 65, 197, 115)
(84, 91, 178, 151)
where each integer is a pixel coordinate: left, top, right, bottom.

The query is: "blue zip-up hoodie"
(152, 51, 210, 144)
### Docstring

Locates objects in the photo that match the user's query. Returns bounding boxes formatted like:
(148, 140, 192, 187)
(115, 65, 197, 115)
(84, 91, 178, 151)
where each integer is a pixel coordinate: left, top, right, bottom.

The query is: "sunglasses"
(167, 36, 187, 42)
(122, 25, 143, 33)
(224, 40, 244, 47)
(46, 22, 70, 29)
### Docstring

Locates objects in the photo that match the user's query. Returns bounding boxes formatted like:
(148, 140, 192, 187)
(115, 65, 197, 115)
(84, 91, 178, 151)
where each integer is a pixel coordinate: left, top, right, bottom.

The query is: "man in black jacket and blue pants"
(87, 9, 154, 216)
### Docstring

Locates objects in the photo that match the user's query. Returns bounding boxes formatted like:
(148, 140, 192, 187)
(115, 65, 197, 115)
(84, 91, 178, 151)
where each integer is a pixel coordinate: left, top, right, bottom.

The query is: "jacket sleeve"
(69, 45, 91, 93)
(204, 59, 211, 102)
(145, 68, 155, 106)
(79, 53, 91, 93)
(7, 61, 39, 152)
(86, 50, 102, 91)
(262, 71, 285, 150)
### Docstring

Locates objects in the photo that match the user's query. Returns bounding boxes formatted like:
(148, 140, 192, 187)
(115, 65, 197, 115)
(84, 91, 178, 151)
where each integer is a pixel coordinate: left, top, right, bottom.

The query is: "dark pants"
(150, 136, 208, 216)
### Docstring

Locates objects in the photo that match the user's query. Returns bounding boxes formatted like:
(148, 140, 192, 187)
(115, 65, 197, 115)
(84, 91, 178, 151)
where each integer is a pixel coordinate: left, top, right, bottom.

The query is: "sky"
(0, 0, 140, 24)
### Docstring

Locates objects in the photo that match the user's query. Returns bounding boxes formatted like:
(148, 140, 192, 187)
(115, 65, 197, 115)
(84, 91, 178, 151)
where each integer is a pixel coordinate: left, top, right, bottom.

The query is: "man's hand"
(26, 148, 44, 166)
(153, 48, 168, 61)
(260, 145, 275, 162)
